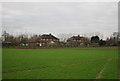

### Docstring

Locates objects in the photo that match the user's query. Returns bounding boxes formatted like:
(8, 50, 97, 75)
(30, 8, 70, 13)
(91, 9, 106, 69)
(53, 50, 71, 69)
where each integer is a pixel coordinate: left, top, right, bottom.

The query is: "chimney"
(49, 33, 51, 35)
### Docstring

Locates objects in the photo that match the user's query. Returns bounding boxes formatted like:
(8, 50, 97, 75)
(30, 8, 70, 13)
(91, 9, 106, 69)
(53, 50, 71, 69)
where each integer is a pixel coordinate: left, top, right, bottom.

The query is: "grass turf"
(2, 47, 118, 79)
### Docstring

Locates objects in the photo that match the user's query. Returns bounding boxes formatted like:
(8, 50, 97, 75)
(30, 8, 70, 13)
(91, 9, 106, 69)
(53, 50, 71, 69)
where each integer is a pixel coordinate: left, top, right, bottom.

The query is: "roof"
(41, 33, 59, 40)
(67, 35, 83, 41)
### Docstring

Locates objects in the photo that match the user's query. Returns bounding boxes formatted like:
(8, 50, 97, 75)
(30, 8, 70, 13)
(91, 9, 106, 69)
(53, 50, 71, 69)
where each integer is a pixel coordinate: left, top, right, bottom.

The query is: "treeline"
(1, 31, 120, 47)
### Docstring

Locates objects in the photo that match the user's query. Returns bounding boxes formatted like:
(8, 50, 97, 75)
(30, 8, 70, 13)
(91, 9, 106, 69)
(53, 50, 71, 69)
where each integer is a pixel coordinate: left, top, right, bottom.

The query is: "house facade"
(37, 33, 59, 47)
(67, 35, 90, 47)
(67, 35, 83, 47)
(26, 33, 59, 47)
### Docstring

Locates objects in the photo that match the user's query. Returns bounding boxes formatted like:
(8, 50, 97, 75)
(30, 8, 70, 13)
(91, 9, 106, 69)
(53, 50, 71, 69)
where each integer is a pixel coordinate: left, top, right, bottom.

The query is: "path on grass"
(95, 58, 112, 79)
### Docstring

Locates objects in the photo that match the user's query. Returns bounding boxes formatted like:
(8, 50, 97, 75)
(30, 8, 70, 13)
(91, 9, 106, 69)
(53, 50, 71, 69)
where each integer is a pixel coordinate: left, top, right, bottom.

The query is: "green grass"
(2, 47, 118, 79)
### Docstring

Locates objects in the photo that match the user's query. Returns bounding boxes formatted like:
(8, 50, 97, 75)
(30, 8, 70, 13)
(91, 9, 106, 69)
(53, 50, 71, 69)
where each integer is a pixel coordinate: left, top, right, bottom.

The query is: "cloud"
(2, 2, 118, 38)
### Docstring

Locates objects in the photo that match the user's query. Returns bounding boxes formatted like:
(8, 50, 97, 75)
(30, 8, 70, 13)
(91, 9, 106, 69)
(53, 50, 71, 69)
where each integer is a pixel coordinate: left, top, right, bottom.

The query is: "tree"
(91, 36, 100, 43)
(2, 31, 10, 42)
(99, 39, 106, 46)
(19, 34, 29, 46)
(106, 32, 120, 46)
(57, 33, 75, 42)
(81, 37, 90, 46)
(106, 37, 117, 46)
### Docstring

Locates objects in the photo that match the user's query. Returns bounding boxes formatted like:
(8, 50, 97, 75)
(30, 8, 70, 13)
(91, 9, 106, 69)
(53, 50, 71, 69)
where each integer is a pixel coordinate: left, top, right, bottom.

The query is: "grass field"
(2, 47, 118, 79)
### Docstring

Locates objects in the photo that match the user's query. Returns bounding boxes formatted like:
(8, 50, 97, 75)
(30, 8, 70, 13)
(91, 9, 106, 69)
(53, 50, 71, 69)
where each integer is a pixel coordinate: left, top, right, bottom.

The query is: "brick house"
(67, 35, 90, 47)
(38, 33, 59, 47)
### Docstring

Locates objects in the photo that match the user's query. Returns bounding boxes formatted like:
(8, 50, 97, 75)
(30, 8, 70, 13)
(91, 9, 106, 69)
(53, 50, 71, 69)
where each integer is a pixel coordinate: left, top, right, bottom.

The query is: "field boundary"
(3, 46, 118, 50)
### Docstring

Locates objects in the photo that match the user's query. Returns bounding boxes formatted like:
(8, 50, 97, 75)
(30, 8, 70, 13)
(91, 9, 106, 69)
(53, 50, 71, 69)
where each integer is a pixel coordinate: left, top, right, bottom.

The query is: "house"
(38, 33, 59, 47)
(67, 35, 82, 42)
(67, 35, 90, 47)
(67, 35, 83, 47)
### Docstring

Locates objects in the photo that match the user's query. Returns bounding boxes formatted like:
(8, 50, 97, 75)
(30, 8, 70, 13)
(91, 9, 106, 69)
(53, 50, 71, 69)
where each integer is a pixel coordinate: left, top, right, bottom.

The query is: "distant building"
(67, 35, 83, 47)
(38, 33, 59, 46)
(67, 35, 82, 42)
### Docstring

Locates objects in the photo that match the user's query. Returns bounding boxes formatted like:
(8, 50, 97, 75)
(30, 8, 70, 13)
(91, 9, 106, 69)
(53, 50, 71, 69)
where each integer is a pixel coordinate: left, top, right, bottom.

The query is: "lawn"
(2, 47, 118, 79)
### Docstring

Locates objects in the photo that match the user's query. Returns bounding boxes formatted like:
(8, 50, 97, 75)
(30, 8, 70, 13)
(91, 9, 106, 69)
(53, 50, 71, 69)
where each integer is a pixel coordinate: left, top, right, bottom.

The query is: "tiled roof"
(67, 35, 83, 41)
(41, 34, 59, 40)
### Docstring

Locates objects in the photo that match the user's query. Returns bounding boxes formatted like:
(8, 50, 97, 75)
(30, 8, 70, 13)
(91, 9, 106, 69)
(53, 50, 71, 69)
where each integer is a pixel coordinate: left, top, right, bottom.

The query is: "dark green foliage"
(99, 40, 106, 46)
(91, 36, 100, 43)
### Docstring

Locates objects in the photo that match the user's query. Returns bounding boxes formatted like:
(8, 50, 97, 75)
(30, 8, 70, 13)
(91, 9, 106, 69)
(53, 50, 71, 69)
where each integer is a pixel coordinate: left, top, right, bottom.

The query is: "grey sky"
(2, 2, 118, 39)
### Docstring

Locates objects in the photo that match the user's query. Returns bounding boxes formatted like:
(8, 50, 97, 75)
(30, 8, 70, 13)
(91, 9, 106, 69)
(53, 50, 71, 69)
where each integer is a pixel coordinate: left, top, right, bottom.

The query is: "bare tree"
(57, 33, 75, 42)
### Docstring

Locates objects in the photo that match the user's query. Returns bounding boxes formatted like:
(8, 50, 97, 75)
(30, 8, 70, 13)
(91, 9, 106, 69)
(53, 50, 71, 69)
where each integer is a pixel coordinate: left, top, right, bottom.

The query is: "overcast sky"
(2, 2, 118, 39)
